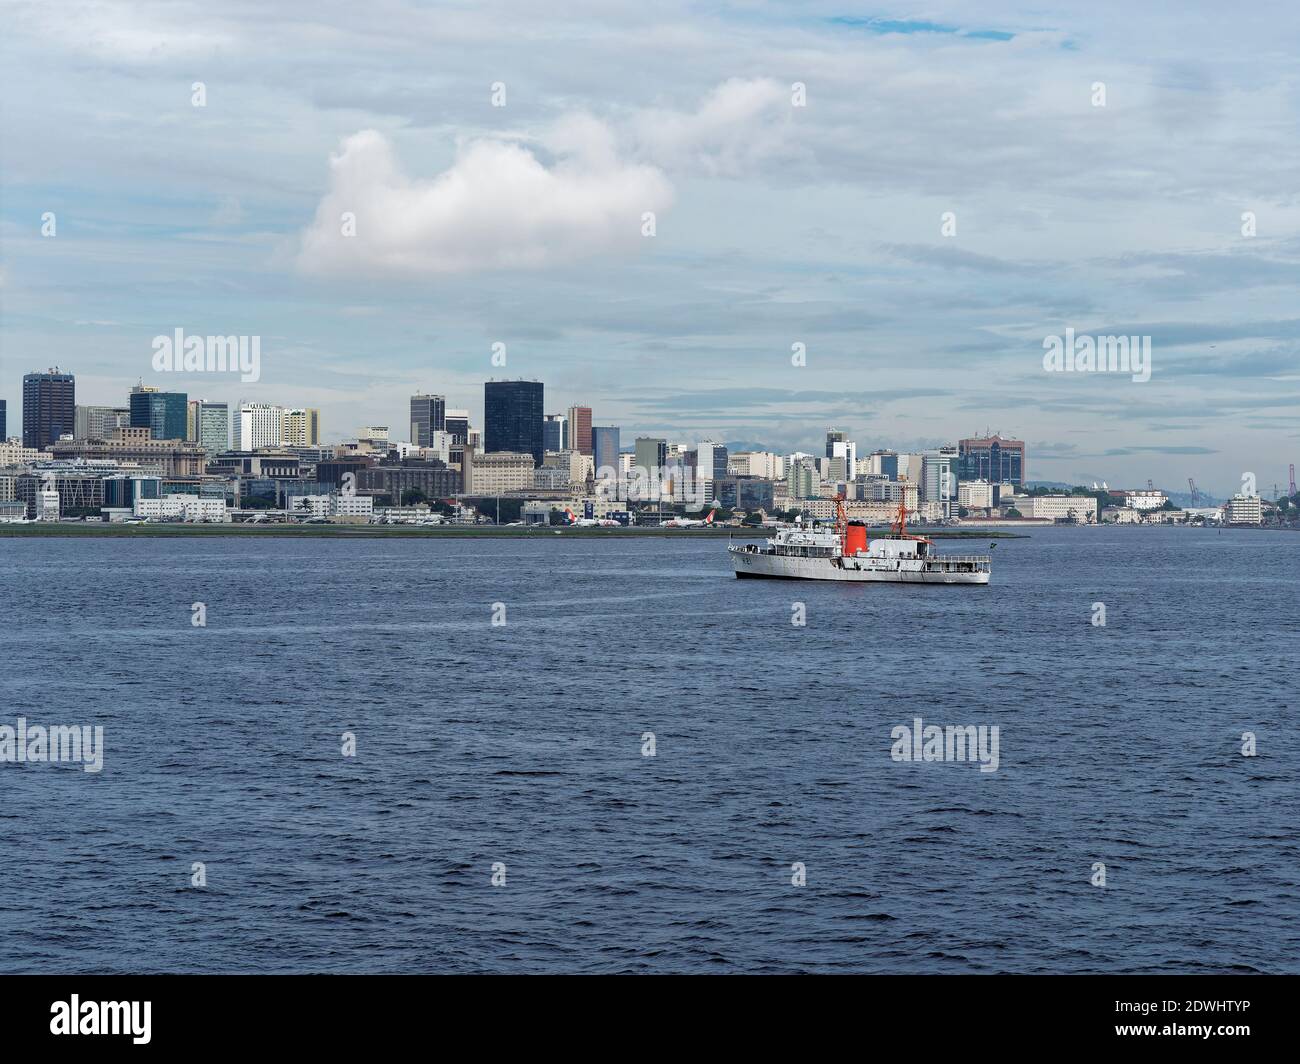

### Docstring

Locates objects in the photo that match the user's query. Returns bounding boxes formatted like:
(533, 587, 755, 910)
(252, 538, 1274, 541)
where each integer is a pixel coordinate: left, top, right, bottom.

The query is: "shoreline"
(0, 523, 1028, 540)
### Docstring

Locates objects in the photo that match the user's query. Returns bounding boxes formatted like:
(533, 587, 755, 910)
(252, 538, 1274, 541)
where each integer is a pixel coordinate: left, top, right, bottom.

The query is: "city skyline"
(4, 1, 1299, 498)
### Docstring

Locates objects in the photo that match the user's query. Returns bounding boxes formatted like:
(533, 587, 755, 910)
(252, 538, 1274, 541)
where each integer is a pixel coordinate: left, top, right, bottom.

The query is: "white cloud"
(297, 121, 673, 277)
(632, 77, 797, 176)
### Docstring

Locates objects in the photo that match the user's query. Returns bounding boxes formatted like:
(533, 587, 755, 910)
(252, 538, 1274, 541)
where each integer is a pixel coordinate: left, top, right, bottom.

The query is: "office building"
(52, 428, 207, 477)
(195, 401, 230, 455)
(959, 435, 1025, 487)
(23, 369, 75, 449)
(464, 451, 535, 494)
(1019, 495, 1097, 523)
(444, 409, 470, 445)
(566, 405, 593, 456)
(75, 405, 131, 440)
(130, 386, 188, 442)
(1223, 494, 1263, 525)
(281, 408, 320, 447)
(0, 398, 5, 439)
(921, 448, 959, 516)
(484, 380, 544, 466)
(787, 458, 821, 500)
(592, 426, 620, 477)
(634, 437, 667, 475)
(543, 414, 568, 453)
(410, 394, 446, 447)
(237, 403, 283, 450)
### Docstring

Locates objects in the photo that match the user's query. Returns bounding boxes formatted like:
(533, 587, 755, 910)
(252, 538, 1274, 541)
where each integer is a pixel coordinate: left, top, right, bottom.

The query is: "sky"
(2, 0, 1299, 496)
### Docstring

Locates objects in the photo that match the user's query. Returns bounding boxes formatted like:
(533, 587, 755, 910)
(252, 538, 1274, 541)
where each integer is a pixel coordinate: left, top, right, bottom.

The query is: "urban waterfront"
(1, 526, 1296, 974)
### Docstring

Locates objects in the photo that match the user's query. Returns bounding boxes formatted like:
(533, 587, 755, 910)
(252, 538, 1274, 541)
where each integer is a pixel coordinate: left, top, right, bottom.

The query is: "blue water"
(1, 526, 1297, 973)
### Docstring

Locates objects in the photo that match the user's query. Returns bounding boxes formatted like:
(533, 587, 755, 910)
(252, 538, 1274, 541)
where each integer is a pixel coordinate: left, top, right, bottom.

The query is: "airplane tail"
(705, 509, 716, 523)
(564, 508, 577, 523)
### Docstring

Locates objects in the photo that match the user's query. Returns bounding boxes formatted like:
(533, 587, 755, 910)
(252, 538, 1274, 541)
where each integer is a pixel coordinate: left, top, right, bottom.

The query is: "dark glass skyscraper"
(130, 389, 188, 441)
(958, 435, 1025, 486)
(0, 398, 6, 439)
(22, 369, 75, 449)
(484, 380, 543, 466)
(409, 393, 445, 447)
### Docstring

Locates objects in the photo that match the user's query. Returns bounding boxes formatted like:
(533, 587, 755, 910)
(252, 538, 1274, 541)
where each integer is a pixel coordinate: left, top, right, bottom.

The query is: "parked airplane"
(564, 508, 621, 527)
(660, 509, 717, 528)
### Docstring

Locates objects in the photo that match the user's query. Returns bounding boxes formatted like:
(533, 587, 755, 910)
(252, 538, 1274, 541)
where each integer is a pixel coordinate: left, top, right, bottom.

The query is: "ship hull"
(729, 547, 990, 584)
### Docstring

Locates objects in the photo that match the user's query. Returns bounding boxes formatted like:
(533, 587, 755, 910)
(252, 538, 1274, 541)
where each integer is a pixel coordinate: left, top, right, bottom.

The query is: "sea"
(1, 525, 1297, 974)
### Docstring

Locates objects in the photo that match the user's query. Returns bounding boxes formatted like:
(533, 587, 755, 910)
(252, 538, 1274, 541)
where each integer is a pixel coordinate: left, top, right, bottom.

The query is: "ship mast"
(892, 476, 908, 536)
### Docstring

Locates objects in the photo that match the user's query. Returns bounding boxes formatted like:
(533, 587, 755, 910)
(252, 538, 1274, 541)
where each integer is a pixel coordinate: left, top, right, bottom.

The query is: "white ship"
(729, 496, 991, 584)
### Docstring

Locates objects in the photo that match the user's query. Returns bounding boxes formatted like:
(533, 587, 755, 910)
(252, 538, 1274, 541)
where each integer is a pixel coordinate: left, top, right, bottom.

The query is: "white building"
(134, 494, 230, 522)
(729, 451, 784, 480)
(1124, 490, 1168, 511)
(38, 489, 61, 521)
(1223, 494, 1262, 525)
(292, 493, 374, 520)
(1018, 495, 1098, 523)
(238, 403, 284, 450)
(958, 479, 994, 510)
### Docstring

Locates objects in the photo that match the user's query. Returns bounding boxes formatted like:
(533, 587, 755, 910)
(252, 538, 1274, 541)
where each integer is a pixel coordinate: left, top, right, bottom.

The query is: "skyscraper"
(195, 401, 230, 455)
(697, 440, 728, 482)
(129, 385, 187, 441)
(237, 403, 283, 450)
(543, 413, 568, 452)
(591, 426, 620, 476)
(958, 435, 1025, 487)
(444, 409, 470, 445)
(410, 394, 446, 447)
(281, 408, 320, 447)
(566, 405, 593, 455)
(23, 369, 75, 449)
(484, 380, 544, 466)
(825, 429, 847, 459)
(0, 399, 6, 439)
(634, 437, 667, 474)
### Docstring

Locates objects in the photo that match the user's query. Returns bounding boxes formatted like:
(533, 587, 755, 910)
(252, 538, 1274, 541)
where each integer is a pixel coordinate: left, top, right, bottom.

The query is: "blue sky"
(2, 0, 1298, 495)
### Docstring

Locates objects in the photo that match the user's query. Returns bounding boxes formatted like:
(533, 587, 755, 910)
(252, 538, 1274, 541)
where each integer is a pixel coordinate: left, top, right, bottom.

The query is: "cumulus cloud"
(297, 120, 672, 277)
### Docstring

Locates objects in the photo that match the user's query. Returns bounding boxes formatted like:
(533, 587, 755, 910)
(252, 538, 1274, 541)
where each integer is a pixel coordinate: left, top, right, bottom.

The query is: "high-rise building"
(444, 409, 470, 445)
(634, 437, 667, 475)
(410, 394, 446, 447)
(74, 405, 130, 440)
(697, 440, 728, 483)
(921, 448, 959, 517)
(484, 380, 544, 466)
(958, 435, 1025, 487)
(787, 457, 821, 500)
(566, 405, 593, 455)
(0, 399, 6, 439)
(22, 369, 75, 449)
(591, 426, 620, 477)
(195, 402, 230, 455)
(281, 408, 320, 447)
(129, 385, 187, 441)
(826, 434, 856, 483)
(238, 403, 284, 450)
(543, 414, 568, 453)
